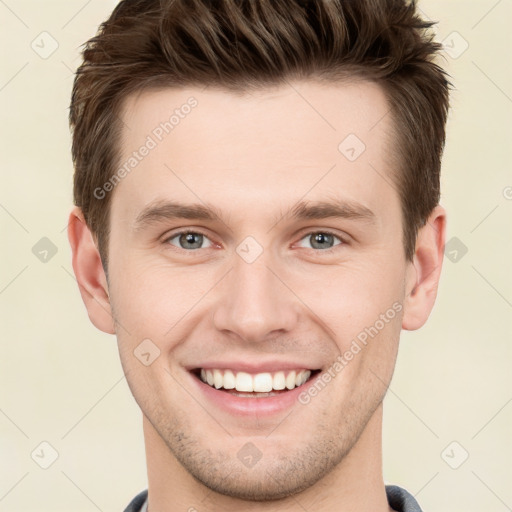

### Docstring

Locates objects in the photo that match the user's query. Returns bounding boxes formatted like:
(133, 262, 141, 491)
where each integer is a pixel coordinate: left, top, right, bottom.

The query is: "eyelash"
(163, 229, 346, 253)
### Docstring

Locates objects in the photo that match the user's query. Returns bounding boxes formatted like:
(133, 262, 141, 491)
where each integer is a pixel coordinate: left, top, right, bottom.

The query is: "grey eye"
(167, 232, 213, 250)
(297, 232, 342, 250)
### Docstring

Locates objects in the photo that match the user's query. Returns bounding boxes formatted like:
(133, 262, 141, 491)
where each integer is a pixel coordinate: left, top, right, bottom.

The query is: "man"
(67, 0, 450, 510)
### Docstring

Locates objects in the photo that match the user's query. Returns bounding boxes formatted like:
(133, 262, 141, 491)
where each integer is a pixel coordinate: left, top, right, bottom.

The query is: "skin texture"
(68, 80, 445, 511)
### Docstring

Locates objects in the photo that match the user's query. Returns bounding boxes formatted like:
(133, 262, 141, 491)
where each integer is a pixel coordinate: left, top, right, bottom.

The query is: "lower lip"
(189, 371, 316, 417)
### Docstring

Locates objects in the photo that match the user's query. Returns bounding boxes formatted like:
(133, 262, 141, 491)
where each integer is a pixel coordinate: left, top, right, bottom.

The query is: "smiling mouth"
(191, 368, 321, 397)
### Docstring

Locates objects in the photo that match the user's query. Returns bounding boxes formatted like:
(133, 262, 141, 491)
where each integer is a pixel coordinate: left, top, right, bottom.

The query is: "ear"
(67, 206, 115, 334)
(402, 205, 446, 331)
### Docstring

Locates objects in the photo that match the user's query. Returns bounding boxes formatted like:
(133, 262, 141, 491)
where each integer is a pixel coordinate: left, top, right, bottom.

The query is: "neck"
(143, 403, 392, 512)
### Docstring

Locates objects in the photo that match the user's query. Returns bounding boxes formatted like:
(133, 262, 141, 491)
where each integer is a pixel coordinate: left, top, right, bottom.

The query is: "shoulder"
(386, 485, 423, 512)
(123, 489, 148, 512)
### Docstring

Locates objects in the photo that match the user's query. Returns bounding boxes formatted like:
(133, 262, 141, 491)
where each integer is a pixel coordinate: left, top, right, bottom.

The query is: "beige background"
(1, 1, 511, 510)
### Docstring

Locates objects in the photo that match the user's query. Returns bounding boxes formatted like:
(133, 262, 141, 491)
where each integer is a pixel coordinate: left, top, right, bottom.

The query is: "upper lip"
(187, 360, 321, 374)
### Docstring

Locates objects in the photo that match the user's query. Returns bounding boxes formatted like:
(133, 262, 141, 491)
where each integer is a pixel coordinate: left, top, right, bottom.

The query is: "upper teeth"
(199, 369, 312, 392)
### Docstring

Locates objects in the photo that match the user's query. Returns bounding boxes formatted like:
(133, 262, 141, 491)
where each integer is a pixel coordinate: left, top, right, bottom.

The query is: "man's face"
(107, 80, 410, 500)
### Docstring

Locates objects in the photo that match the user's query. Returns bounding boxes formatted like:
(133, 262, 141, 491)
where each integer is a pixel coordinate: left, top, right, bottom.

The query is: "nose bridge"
(212, 247, 298, 343)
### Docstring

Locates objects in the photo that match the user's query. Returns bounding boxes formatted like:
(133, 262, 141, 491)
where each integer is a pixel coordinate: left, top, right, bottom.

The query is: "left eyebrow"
(287, 199, 376, 223)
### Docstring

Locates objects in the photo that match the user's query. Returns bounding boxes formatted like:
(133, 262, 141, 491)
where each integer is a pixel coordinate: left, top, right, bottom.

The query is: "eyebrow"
(288, 200, 375, 223)
(134, 200, 222, 231)
(133, 198, 375, 231)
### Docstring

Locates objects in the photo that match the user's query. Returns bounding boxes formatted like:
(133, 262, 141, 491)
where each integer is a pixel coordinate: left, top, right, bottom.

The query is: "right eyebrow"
(133, 200, 222, 232)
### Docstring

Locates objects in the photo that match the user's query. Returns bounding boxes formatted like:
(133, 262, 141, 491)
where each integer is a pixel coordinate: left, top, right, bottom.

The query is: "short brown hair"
(70, 0, 451, 267)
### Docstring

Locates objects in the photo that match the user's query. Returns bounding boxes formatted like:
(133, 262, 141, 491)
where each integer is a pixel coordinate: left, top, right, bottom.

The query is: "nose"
(212, 250, 300, 344)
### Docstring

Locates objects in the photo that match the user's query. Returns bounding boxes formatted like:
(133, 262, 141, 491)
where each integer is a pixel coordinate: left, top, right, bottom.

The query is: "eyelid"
(162, 228, 218, 249)
(293, 229, 346, 251)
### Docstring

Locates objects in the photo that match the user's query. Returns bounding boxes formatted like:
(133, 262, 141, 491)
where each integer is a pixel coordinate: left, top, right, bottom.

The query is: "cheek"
(287, 259, 405, 339)
(287, 258, 405, 391)
(109, 258, 212, 336)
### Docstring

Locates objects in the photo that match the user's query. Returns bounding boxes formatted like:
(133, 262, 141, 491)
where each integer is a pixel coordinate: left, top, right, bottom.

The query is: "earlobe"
(67, 207, 115, 334)
(402, 205, 446, 331)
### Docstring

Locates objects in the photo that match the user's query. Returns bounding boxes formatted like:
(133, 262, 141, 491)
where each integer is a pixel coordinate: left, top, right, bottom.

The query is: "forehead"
(112, 80, 399, 227)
